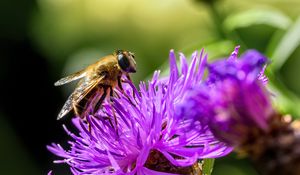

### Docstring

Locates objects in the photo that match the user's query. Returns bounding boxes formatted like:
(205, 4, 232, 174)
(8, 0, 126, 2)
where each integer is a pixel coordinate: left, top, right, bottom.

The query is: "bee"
(54, 50, 136, 120)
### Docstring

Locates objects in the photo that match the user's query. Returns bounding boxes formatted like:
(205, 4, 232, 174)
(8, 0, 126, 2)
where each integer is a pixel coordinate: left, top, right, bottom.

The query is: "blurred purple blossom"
(177, 46, 273, 145)
(48, 49, 232, 174)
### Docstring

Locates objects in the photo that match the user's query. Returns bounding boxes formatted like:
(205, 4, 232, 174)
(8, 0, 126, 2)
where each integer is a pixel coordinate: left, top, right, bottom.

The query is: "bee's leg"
(109, 85, 114, 97)
(87, 93, 101, 132)
(107, 87, 119, 137)
(117, 75, 124, 91)
(72, 101, 84, 118)
(125, 73, 132, 82)
(88, 122, 92, 132)
(108, 86, 118, 136)
(73, 103, 79, 116)
(94, 86, 114, 129)
(94, 86, 108, 111)
(117, 76, 136, 106)
(103, 115, 114, 129)
(125, 73, 137, 100)
(72, 101, 92, 131)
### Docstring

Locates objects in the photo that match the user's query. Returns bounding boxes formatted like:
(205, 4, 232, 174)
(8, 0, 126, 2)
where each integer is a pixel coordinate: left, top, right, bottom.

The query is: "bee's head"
(116, 50, 137, 73)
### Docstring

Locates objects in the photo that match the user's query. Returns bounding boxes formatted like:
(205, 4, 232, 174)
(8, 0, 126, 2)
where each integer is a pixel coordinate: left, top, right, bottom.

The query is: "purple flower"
(48, 50, 232, 174)
(178, 46, 274, 145)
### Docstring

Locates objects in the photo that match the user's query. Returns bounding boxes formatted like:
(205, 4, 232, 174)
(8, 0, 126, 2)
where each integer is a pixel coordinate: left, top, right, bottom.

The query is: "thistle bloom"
(48, 50, 232, 174)
(177, 46, 300, 175)
(177, 46, 272, 145)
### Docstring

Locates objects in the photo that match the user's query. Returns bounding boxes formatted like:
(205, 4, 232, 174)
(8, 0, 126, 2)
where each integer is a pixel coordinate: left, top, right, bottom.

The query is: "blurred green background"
(1, 0, 300, 174)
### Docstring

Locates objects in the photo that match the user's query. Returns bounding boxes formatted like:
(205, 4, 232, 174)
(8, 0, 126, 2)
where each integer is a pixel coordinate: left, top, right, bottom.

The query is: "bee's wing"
(54, 69, 87, 86)
(57, 75, 105, 120)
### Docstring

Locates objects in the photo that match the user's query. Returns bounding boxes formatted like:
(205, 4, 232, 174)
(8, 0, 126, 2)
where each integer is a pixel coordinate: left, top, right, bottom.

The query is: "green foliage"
(202, 159, 215, 175)
(223, 8, 292, 32)
(268, 17, 300, 71)
(265, 16, 300, 117)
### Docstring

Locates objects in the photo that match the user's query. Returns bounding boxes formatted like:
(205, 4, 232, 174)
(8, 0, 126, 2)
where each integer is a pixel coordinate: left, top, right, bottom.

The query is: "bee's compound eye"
(118, 54, 130, 72)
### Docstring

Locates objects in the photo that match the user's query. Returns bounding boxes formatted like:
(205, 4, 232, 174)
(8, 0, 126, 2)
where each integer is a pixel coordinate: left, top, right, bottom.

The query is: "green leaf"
(267, 72, 300, 118)
(223, 8, 292, 32)
(269, 16, 300, 70)
(265, 29, 286, 58)
(202, 158, 215, 175)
